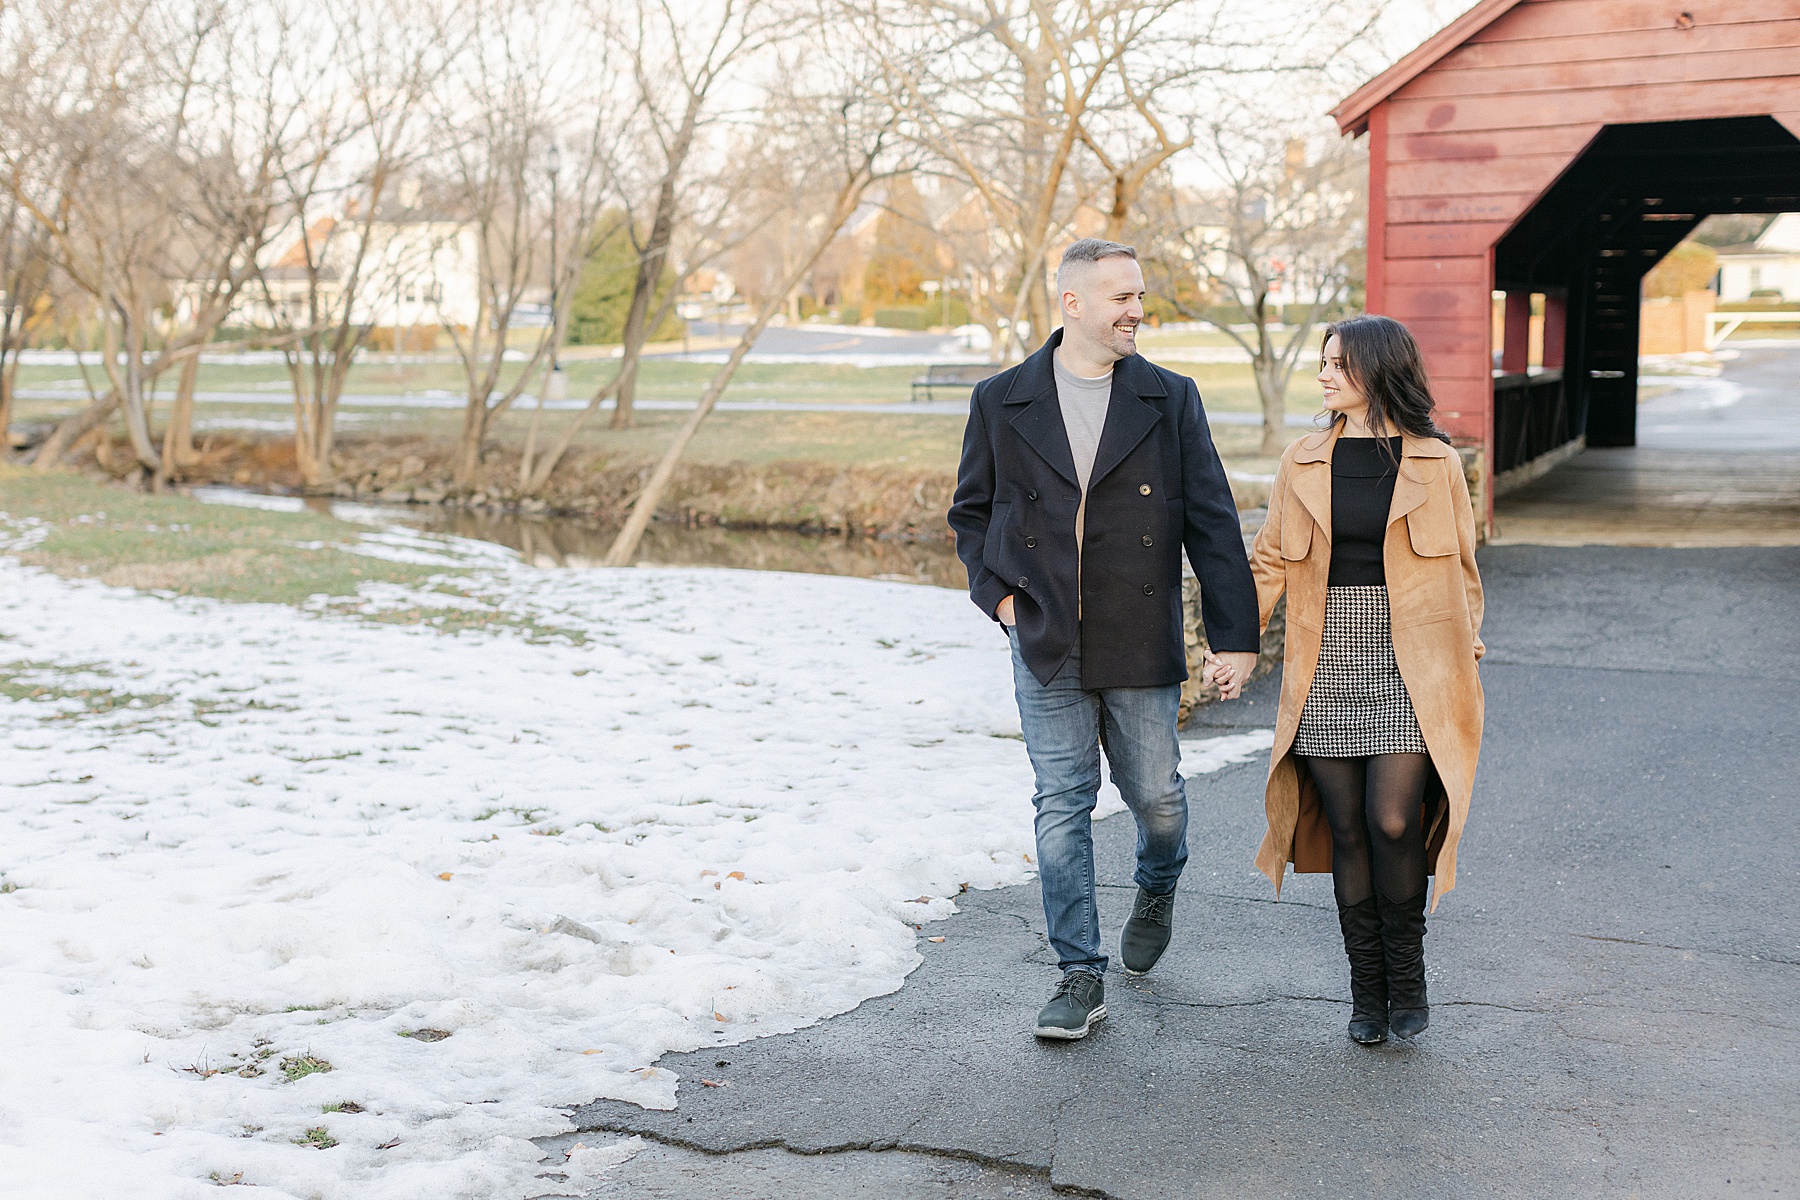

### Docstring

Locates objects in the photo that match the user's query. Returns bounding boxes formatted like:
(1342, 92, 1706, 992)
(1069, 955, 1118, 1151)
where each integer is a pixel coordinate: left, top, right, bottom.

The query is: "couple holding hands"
(949, 238, 1485, 1045)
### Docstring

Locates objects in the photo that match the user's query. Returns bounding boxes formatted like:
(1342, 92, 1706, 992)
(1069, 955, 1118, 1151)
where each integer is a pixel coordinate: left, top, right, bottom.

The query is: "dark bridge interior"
(1490, 115, 1800, 475)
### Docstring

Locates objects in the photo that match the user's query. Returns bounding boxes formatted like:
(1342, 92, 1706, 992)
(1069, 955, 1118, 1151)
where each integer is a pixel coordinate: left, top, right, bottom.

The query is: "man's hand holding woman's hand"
(1203, 649, 1258, 701)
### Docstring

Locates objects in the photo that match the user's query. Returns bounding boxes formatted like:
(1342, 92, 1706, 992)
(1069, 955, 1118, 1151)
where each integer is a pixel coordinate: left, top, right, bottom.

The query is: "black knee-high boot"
(1337, 896, 1389, 1045)
(1376, 888, 1429, 1039)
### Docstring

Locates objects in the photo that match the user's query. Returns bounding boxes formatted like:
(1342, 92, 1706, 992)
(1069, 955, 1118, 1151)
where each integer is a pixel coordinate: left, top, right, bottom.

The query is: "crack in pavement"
(560, 1121, 1121, 1198)
(1573, 932, 1800, 968)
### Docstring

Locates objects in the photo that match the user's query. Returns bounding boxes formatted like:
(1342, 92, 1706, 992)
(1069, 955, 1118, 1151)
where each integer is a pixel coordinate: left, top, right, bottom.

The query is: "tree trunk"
(33, 390, 120, 470)
(0, 362, 15, 456)
(600, 316, 769, 567)
(522, 282, 684, 494)
(158, 353, 201, 482)
(601, 163, 877, 564)
(611, 174, 681, 431)
(105, 308, 162, 471)
(1256, 355, 1288, 457)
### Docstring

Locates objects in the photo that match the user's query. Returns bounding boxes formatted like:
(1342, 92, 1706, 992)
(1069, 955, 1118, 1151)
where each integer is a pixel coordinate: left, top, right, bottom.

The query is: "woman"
(1211, 314, 1484, 1045)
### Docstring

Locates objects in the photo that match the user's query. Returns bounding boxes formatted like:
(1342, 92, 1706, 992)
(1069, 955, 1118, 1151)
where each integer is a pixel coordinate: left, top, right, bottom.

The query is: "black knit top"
(1328, 436, 1403, 587)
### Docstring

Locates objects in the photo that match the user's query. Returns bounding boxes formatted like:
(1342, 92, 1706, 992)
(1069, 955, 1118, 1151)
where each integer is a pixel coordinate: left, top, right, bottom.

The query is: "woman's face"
(1318, 334, 1367, 419)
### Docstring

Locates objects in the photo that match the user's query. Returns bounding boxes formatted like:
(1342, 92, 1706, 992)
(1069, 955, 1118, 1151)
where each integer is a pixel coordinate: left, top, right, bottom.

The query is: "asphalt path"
(1641, 344, 1800, 452)
(555, 544, 1800, 1199)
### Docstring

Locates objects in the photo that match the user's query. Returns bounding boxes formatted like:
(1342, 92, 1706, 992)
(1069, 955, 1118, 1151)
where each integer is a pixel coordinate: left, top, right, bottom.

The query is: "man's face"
(1062, 256, 1145, 362)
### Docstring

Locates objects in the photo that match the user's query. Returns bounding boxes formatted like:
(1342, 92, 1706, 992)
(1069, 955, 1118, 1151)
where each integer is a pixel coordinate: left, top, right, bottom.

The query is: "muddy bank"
(34, 430, 1274, 536)
(40, 431, 957, 538)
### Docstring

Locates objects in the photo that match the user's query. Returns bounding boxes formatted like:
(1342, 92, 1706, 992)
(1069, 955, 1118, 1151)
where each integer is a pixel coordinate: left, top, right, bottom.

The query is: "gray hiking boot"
(1035, 971, 1106, 1040)
(1120, 886, 1176, 976)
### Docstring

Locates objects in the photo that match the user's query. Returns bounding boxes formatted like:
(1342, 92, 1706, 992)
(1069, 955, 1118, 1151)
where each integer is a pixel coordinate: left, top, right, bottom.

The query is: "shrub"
(874, 307, 930, 330)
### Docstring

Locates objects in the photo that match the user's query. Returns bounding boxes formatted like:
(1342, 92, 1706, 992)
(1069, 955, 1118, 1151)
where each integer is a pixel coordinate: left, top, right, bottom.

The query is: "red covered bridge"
(1333, 0, 1800, 517)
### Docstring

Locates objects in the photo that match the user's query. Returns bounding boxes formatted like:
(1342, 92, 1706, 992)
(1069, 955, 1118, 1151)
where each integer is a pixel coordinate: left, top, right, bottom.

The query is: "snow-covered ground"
(0, 517, 1271, 1198)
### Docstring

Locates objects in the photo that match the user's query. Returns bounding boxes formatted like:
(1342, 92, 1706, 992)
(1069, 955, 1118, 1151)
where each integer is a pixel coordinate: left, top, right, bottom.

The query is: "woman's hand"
(1204, 650, 1257, 701)
(996, 595, 1016, 627)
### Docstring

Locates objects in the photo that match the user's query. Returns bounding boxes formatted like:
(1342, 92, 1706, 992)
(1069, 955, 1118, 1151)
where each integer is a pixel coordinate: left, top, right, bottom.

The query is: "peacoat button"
(1025, 536, 1037, 548)
(1143, 584, 1155, 596)
(1141, 535, 1153, 547)
(1017, 576, 1029, 588)
(1139, 484, 1152, 495)
(1026, 489, 1039, 500)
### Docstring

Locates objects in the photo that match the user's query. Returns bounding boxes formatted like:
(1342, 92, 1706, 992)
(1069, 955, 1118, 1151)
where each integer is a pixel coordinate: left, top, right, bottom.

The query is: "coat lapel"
(1289, 424, 1338, 543)
(1003, 335, 1079, 489)
(1087, 353, 1166, 488)
(1386, 434, 1453, 527)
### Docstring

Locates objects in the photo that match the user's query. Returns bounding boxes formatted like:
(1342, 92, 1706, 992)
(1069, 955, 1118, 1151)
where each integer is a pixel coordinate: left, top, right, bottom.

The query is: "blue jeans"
(1008, 627, 1187, 975)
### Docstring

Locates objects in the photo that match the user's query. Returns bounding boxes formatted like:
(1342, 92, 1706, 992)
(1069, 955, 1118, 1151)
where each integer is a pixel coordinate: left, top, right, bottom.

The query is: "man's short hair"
(1056, 238, 1138, 291)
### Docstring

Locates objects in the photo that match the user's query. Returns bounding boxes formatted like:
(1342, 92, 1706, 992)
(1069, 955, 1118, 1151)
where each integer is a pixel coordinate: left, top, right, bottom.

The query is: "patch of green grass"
(279, 1054, 333, 1082)
(0, 660, 173, 715)
(473, 805, 546, 824)
(293, 1126, 338, 1149)
(1, 466, 456, 605)
(10, 356, 1277, 475)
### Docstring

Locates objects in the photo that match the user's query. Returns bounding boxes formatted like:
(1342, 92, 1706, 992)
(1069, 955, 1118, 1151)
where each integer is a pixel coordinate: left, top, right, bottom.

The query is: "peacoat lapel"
(1002, 334, 1079, 489)
(1087, 352, 1166, 489)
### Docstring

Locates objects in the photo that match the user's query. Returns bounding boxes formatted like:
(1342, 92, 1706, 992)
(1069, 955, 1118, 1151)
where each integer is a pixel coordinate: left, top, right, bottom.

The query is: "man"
(948, 238, 1259, 1039)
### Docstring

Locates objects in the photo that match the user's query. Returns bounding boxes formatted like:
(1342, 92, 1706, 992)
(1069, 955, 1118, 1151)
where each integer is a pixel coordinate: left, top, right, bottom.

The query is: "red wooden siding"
(1349, 0, 1800, 487)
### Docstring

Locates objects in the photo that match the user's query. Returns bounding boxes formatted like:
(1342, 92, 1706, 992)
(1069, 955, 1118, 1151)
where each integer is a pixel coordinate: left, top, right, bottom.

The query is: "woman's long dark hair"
(1321, 315, 1453, 458)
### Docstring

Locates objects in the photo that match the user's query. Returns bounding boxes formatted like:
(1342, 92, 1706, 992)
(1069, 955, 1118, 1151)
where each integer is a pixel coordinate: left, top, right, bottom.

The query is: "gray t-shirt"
(1052, 352, 1112, 600)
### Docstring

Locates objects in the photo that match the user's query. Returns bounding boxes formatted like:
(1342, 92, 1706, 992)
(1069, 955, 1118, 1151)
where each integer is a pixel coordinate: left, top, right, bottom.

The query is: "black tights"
(1302, 753, 1431, 906)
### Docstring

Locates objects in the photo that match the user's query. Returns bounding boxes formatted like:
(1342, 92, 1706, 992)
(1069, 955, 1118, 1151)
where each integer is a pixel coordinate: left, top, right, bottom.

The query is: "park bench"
(911, 362, 1004, 403)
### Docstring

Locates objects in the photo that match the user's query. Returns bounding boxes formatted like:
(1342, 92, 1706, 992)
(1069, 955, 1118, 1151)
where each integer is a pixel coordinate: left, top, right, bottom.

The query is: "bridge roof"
(1331, 0, 1527, 136)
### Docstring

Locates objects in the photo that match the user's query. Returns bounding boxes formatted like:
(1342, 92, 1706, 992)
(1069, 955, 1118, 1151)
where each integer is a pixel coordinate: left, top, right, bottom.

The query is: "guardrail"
(1705, 311, 1800, 350)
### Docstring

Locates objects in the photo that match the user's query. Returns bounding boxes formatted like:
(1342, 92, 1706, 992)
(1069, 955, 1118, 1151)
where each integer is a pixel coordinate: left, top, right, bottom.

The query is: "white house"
(1716, 212, 1800, 302)
(238, 203, 484, 335)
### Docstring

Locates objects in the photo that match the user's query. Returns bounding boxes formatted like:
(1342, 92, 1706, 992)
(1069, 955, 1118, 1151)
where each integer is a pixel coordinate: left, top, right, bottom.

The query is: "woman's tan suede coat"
(1248, 423, 1485, 909)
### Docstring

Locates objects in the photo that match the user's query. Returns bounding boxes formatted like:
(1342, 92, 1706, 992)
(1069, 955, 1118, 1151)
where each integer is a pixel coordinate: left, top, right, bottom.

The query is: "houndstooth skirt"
(1292, 585, 1428, 757)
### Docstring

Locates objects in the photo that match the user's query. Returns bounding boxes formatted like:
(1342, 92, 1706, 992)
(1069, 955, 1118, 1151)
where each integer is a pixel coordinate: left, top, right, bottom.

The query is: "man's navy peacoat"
(948, 330, 1259, 690)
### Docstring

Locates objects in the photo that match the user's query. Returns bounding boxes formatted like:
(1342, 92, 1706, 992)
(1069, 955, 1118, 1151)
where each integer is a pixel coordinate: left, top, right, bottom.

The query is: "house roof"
(1331, 0, 1528, 136)
(1714, 213, 1800, 257)
(271, 217, 337, 270)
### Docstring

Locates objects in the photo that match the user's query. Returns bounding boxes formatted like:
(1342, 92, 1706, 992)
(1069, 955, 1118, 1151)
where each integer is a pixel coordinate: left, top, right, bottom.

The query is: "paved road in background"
(1640, 343, 1800, 452)
(554, 544, 1800, 1199)
(1495, 343, 1800, 546)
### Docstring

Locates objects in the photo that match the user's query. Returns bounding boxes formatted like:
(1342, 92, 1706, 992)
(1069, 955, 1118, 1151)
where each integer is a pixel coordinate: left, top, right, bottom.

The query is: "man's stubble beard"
(1072, 313, 1139, 364)
(1095, 319, 1139, 363)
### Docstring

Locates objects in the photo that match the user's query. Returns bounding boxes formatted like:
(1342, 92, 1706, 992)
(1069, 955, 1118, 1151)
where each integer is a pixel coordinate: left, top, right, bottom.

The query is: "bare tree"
(2, 0, 287, 481)
(425, 0, 627, 488)
(516, 1, 777, 490)
(149, 0, 296, 483)
(0, 0, 180, 475)
(519, 196, 768, 494)
(600, 33, 902, 565)
(0, 185, 54, 452)
(598, 0, 779, 430)
(1136, 112, 1364, 455)
(246, 0, 451, 488)
(842, 0, 1375, 361)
